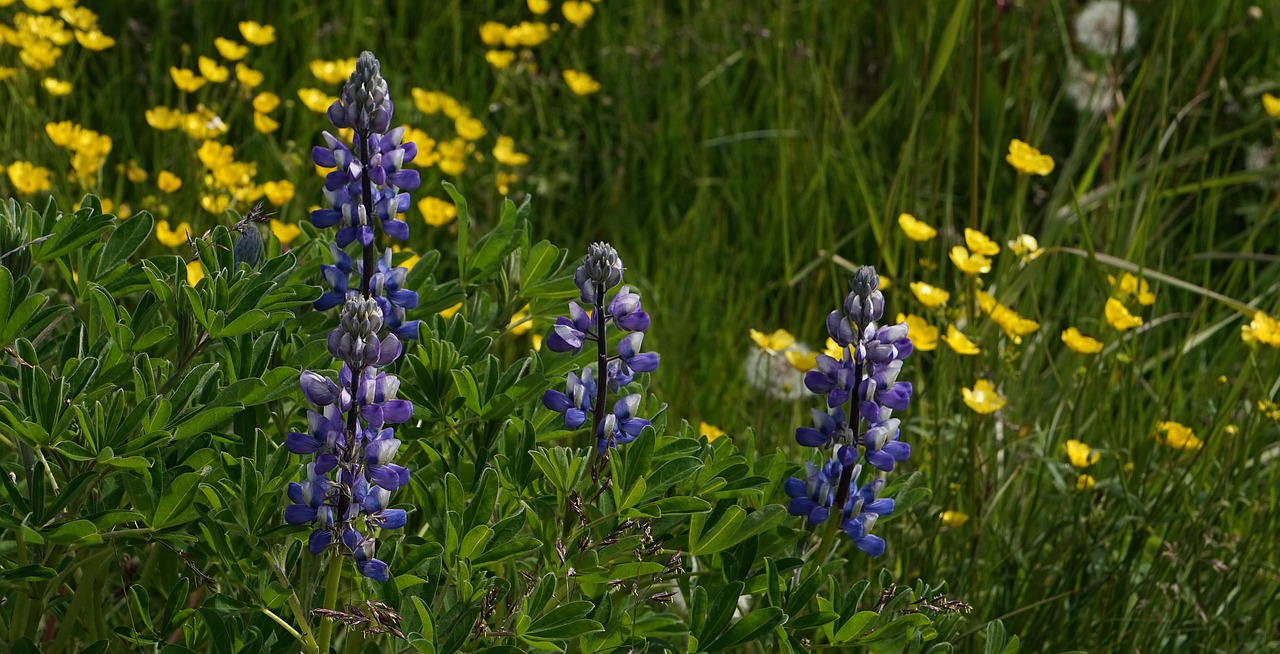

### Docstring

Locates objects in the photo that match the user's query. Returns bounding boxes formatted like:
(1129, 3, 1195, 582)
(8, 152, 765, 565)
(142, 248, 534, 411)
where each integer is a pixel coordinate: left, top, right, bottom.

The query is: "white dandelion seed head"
(743, 342, 810, 401)
(1074, 0, 1139, 57)
(1064, 59, 1117, 114)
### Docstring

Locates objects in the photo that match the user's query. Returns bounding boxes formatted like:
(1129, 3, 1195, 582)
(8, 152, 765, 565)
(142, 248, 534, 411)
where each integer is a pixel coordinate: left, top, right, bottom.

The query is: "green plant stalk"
(266, 549, 319, 653)
(316, 552, 345, 653)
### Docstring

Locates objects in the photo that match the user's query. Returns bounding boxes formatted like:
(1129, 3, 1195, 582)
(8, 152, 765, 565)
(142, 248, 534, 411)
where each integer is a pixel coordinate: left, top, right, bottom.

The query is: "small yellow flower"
(1264, 93, 1280, 119)
(503, 21, 551, 47)
(528, 0, 551, 13)
(419, 196, 458, 226)
(562, 0, 595, 27)
(156, 219, 192, 247)
(479, 21, 508, 46)
(60, 7, 99, 31)
(1008, 234, 1044, 263)
(492, 136, 530, 166)
(699, 422, 726, 442)
(213, 37, 248, 60)
(252, 92, 280, 114)
(784, 349, 818, 372)
(939, 511, 970, 528)
(439, 302, 463, 319)
(73, 29, 114, 50)
(270, 219, 301, 245)
(235, 63, 263, 88)
(1108, 272, 1155, 306)
(1154, 421, 1203, 451)
(19, 41, 62, 71)
(1224, 424, 1238, 436)
(749, 328, 795, 354)
(508, 305, 534, 335)
(942, 325, 981, 355)
(0, 66, 18, 81)
(262, 180, 294, 205)
(562, 69, 601, 95)
(298, 88, 337, 113)
(41, 76, 71, 95)
(6, 161, 53, 195)
(196, 140, 235, 169)
(1061, 327, 1104, 354)
(1104, 297, 1143, 331)
(1076, 474, 1096, 491)
(1006, 139, 1054, 175)
(909, 281, 950, 308)
(485, 49, 516, 69)
(197, 56, 229, 82)
(125, 161, 147, 183)
(975, 291, 1040, 344)
(455, 116, 486, 141)
(186, 260, 205, 286)
(238, 21, 275, 46)
(1241, 311, 1280, 347)
(495, 171, 518, 195)
(964, 228, 1000, 256)
(44, 120, 77, 146)
(962, 379, 1007, 415)
(310, 57, 357, 85)
(895, 313, 938, 351)
(1065, 439, 1100, 468)
(169, 67, 206, 92)
(200, 194, 230, 215)
(822, 337, 843, 360)
(950, 246, 992, 275)
(253, 112, 279, 134)
(157, 171, 183, 193)
(879, 275, 891, 290)
(897, 213, 936, 241)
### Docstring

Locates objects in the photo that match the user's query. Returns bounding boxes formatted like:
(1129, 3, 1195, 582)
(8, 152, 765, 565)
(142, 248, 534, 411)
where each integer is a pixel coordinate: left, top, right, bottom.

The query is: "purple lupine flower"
(609, 286, 650, 332)
(546, 302, 593, 354)
(598, 394, 650, 452)
(542, 368, 596, 429)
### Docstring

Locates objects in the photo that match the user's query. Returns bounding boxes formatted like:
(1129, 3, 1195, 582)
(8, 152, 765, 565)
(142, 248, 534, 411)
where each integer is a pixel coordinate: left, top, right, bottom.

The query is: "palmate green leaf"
(152, 471, 204, 529)
(526, 601, 602, 640)
(32, 201, 114, 262)
(96, 211, 154, 278)
(832, 610, 879, 643)
(472, 537, 541, 566)
(44, 519, 103, 545)
(703, 607, 786, 653)
(689, 504, 786, 555)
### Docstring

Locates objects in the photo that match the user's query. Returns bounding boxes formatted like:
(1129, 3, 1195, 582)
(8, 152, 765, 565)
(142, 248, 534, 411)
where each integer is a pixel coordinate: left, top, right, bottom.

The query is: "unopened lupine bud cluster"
(284, 51, 420, 582)
(542, 243, 659, 452)
(783, 265, 913, 556)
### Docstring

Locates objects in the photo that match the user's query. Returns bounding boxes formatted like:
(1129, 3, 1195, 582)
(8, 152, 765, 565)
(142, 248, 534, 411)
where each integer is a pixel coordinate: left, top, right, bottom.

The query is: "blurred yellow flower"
(897, 213, 936, 241)
(562, 0, 595, 26)
(1061, 327, 1103, 354)
(197, 140, 235, 168)
(1108, 272, 1155, 306)
(310, 57, 357, 84)
(169, 67, 206, 92)
(391, 245, 420, 271)
(6, 161, 52, 194)
(156, 219, 192, 247)
(562, 69, 600, 95)
(201, 194, 231, 215)
(1065, 439, 1099, 468)
(298, 88, 337, 113)
(493, 136, 530, 166)
(238, 21, 275, 46)
(495, 171, 518, 195)
(504, 21, 551, 47)
(909, 281, 950, 308)
(1155, 421, 1202, 451)
(1006, 139, 1054, 175)
(235, 63, 263, 88)
(436, 138, 473, 175)
(879, 275, 891, 289)
(157, 171, 182, 193)
(939, 510, 969, 528)
(1076, 474, 1096, 491)
(1241, 311, 1280, 347)
(479, 22, 508, 46)
(186, 260, 205, 286)
(895, 313, 938, 351)
(41, 76, 71, 95)
(962, 379, 1006, 414)
(508, 305, 534, 335)
(1008, 233, 1043, 263)
(949, 245, 991, 275)
(73, 29, 113, 50)
(125, 161, 147, 183)
(197, 56, 229, 83)
(486, 49, 516, 69)
(439, 302, 463, 319)
(19, 41, 62, 71)
(1264, 93, 1280, 119)
(213, 37, 248, 60)
(270, 219, 301, 244)
(528, 0, 550, 14)
(253, 112, 279, 134)
(0, 66, 17, 81)
(784, 349, 818, 372)
(750, 328, 795, 354)
(964, 228, 1000, 256)
(699, 422, 726, 442)
(45, 120, 76, 146)
(252, 91, 280, 114)
(976, 291, 1040, 343)
(60, 7, 99, 31)
(455, 116, 486, 141)
(822, 338, 843, 360)
(262, 180, 295, 205)
(420, 196, 458, 226)
(942, 325, 981, 355)
(1104, 297, 1142, 331)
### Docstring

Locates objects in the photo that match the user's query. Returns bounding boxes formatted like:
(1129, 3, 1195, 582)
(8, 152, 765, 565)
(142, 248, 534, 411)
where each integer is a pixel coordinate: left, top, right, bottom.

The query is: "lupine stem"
(591, 281, 608, 443)
(316, 550, 345, 653)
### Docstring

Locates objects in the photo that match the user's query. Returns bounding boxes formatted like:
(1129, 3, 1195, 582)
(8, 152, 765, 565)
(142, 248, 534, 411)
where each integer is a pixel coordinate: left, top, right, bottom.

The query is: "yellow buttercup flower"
(699, 422, 726, 442)
(976, 291, 1040, 344)
(562, 0, 595, 27)
(60, 7, 99, 31)
(419, 196, 458, 226)
(1065, 439, 1099, 468)
(486, 49, 516, 69)
(503, 21, 551, 47)
(45, 120, 78, 146)
(6, 161, 53, 195)
(962, 379, 1006, 415)
(253, 112, 279, 134)
(156, 171, 182, 193)
(1061, 327, 1103, 354)
(310, 57, 357, 85)
(213, 37, 248, 60)
(186, 260, 205, 286)
(949, 245, 991, 275)
(455, 116, 486, 141)
(73, 29, 114, 50)
(897, 213, 936, 241)
(19, 41, 62, 71)
(1007, 233, 1044, 263)
(125, 161, 148, 183)
(235, 63, 263, 88)
(822, 338, 843, 361)
(298, 88, 337, 113)
(1076, 474, 1096, 491)
(262, 180, 295, 205)
(1104, 297, 1143, 331)
(196, 140, 235, 169)
(1241, 311, 1280, 347)
(528, 0, 551, 13)
(784, 349, 818, 373)
(201, 194, 231, 215)
(495, 171, 518, 195)
(895, 313, 938, 352)
(492, 136, 530, 166)
(439, 302, 463, 319)
(909, 281, 950, 308)
(156, 219, 192, 247)
(197, 56, 229, 83)
(1006, 139, 1054, 175)
(562, 69, 601, 95)
(479, 21, 508, 46)
(252, 92, 280, 114)
(0, 66, 18, 81)
(169, 67, 206, 92)
(270, 219, 301, 245)
(942, 325, 981, 355)
(1108, 272, 1155, 306)
(879, 275, 892, 290)
(964, 228, 1000, 256)
(508, 305, 534, 336)
(1264, 93, 1280, 119)
(750, 328, 795, 354)
(939, 511, 970, 528)
(1155, 421, 1203, 451)
(238, 21, 275, 46)
(41, 76, 71, 95)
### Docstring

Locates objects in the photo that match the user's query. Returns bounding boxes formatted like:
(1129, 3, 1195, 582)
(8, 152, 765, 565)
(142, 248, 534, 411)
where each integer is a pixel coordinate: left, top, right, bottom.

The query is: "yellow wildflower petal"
(939, 511, 970, 528)
(492, 136, 530, 166)
(298, 88, 337, 114)
(1065, 439, 1100, 468)
(0, 66, 18, 81)
(822, 338, 843, 360)
(562, 0, 595, 27)
(156, 171, 182, 193)
(262, 180, 295, 206)
(309, 57, 357, 85)
(269, 219, 301, 245)
(235, 63, 263, 88)
(1006, 138, 1055, 175)
(252, 92, 280, 114)
(238, 21, 276, 46)
(1241, 311, 1280, 347)
(964, 228, 1000, 256)
(749, 328, 795, 353)
(156, 219, 192, 247)
(699, 422, 726, 442)
(197, 56, 229, 83)
(961, 379, 1006, 415)
(6, 161, 53, 195)
(1008, 234, 1043, 263)
(73, 29, 114, 50)
(1061, 327, 1103, 354)
(419, 196, 458, 227)
(895, 313, 938, 352)
(949, 246, 992, 276)
(503, 21, 550, 47)
(784, 350, 818, 373)
(479, 21, 508, 46)
(909, 281, 950, 308)
(562, 69, 601, 95)
(1076, 474, 1096, 491)
(942, 325, 981, 355)
(1104, 297, 1143, 331)
(169, 67, 206, 92)
(508, 305, 534, 336)
(438, 302, 463, 319)
(455, 116, 486, 141)
(253, 111, 279, 134)
(485, 50, 516, 69)
(41, 76, 71, 95)
(1154, 421, 1203, 451)
(213, 37, 248, 60)
(897, 213, 936, 241)
(126, 161, 148, 183)
(186, 260, 205, 286)
(1264, 93, 1280, 119)
(528, 0, 550, 14)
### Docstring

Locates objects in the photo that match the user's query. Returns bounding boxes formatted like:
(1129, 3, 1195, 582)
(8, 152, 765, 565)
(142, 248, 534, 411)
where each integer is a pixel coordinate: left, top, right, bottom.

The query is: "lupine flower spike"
(285, 52, 421, 583)
(783, 266, 912, 556)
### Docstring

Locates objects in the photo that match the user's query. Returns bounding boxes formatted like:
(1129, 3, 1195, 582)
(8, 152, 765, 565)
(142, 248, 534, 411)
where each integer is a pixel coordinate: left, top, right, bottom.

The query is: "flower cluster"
(542, 242, 659, 452)
(285, 52, 421, 583)
(783, 266, 912, 556)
